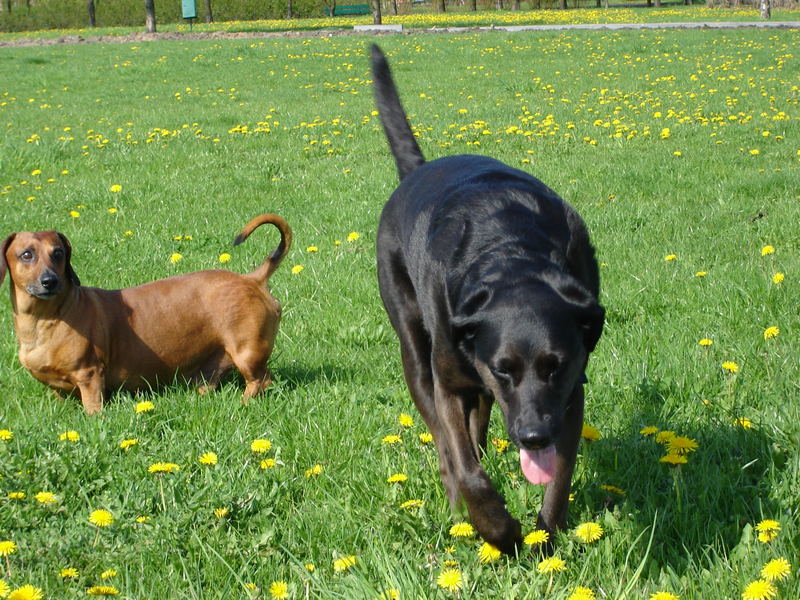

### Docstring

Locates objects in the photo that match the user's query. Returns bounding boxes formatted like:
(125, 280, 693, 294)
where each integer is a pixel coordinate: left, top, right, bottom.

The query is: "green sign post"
(182, 0, 197, 29)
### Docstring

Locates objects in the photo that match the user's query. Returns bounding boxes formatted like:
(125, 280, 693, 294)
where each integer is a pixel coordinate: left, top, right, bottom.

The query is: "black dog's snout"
(40, 272, 60, 291)
(518, 427, 553, 451)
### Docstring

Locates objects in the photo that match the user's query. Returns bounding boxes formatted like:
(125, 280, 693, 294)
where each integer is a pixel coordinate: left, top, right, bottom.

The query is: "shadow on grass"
(580, 376, 777, 571)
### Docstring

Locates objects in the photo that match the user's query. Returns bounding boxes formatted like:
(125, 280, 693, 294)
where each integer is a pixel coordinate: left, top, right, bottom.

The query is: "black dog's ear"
(0, 233, 16, 287)
(552, 275, 605, 353)
(57, 232, 81, 287)
(579, 302, 605, 353)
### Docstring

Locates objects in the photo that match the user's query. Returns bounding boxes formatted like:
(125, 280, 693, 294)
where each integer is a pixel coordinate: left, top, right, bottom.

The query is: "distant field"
(0, 28, 798, 600)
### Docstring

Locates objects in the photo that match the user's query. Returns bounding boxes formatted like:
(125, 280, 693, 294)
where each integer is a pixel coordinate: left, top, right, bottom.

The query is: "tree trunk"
(495, 0, 502, 9)
(469, 0, 476, 9)
(511, 0, 519, 8)
(436, 0, 445, 11)
(87, 0, 96, 25)
(4, 0, 11, 14)
(390, 0, 397, 15)
(205, 0, 213, 21)
(371, 0, 382, 23)
(286, 0, 292, 18)
(145, 0, 156, 32)
(559, 0, 566, 8)
(759, 0, 770, 17)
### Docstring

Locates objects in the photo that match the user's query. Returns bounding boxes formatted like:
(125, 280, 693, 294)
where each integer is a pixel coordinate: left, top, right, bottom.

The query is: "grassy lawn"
(0, 27, 798, 599)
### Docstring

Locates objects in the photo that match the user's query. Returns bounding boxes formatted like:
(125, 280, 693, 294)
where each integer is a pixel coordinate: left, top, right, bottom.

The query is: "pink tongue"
(520, 446, 557, 485)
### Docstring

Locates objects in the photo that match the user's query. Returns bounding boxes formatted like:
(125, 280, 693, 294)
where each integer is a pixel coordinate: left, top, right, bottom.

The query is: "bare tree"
(468, 0, 476, 9)
(87, 0, 96, 26)
(145, 0, 156, 32)
(436, 0, 446, 11)
(495, 0, 502, 9)
(286, 0, 292, 18)
(205, 0, 213, 22)
(371, 0, 381, 23)
(760, 0, 770, 17)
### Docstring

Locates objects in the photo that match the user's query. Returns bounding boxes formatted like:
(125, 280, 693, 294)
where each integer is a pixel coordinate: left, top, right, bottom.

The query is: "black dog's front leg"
(434, 381, 522, 555)
(537, 384, 584, 538)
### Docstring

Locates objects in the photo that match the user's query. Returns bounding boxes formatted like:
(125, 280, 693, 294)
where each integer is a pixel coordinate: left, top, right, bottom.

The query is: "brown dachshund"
(0, 214, 291, 415)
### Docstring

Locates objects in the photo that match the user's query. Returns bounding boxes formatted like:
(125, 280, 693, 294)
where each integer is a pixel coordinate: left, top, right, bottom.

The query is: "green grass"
(1, 28, 798, 599)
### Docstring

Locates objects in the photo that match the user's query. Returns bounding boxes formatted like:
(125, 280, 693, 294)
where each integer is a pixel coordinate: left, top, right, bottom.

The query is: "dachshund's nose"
(40, 272, 60, 291)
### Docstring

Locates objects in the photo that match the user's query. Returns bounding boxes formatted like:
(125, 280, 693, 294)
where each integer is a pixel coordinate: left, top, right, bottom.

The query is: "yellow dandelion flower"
(214, 507, 229, 519)
(86, 585, 119, 596)
(100, 569, 116, 579)
(581, 423, 601, 441)
(721, 361, 739, 373)
(306, 246, 319, 253)
(760, 558, 791, 582)
(135, 516, 150, 524)
(419, 432, 433, 444)
(0, 580, 8, 598)
(69, 210, 80, 218)
(654, 430, 676, 444)
(695, 271, 707, 277)
(170, 253, 183, 264)
(387, 473, 407, 483)
(660, 453, 688, 465)
(763, 326, 779, 340)
(640, 426, 659, 436)
(0, 541, 17, 556)
(8, 585, 44, 600)
(199, 452, 218, 466)
(305, 464, 323, 478)
(649, 593, 679, 600)
(0, 429, 12, 441)
(755, 519, 780, 543)
(109, 184, 122, 193)
(304, 563, 315, 572)
(568, 587, 596, 600)
(399, 499, 424, 510)
(268, 580, 289, 600)
(381, 434, 402, 445)
(31, 169, 42, 176)
(664, 254, 677, 261)
(60, 567, 79, 579)
(478, 542, 502, 563)
(398, 413, 414, 428)
(449, 522, 475, 538)
(734, 417, 752, 429)
(492, 437, 510, 452)
(34, 491, 57, 504)
(698, 338, 713, 347)
(148, 462, 180, 474)
(218, 253, 231, 263)
(347, 232, 360, 243)
(291, 265, 304, 275)
(574, 522, 603, 543)
(436, 568, 463, 592)
(524, 529, 550, 546)
(250, 439, 272, 453)
(749, 149, 761, 156)
(88, 509, 114, 527)
(333, 555, 357, 572)
(119, 438, 138, 450)
(537, 556, 567, 574)
(135, 400, 154, 413)
(666, 436, 698, 454)
(742, 580, 776, 600)
(8, 492, 25, 500)
(260, 458, 277, 469)
(760, 245, 775, 256)
(772, 272, 784, 284)
(59, 430, 80, 442)
(600, 484, 626, 496)
(381, 589, 400, 600)
(107, 208, 118, 214)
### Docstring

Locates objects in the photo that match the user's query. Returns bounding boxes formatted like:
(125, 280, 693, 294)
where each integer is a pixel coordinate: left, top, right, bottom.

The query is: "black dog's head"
(453, 273, 604, 480)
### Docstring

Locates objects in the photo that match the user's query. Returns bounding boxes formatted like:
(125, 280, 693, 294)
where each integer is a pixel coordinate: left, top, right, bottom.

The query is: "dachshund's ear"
(0, 234, 16, 287)
(57, 233, 81, 287)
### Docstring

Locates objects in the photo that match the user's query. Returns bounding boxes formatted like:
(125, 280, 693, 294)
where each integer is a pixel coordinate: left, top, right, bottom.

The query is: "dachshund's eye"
(52, 248, 65, 261)
(19, 250, 35, 262)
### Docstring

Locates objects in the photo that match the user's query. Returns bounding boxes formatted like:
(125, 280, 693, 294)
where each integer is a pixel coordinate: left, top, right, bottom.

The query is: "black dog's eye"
(52, 248, 65, 261)
(490, 360, 516, 383)
(535, 353, 561, 381)
(19, 250, 35, 262)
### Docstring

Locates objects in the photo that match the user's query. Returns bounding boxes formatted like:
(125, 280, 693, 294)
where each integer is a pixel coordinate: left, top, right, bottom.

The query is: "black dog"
(371, 45, 604, 555)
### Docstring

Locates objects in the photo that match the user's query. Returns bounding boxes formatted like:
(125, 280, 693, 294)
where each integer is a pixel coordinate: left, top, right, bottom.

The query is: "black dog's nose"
(518, 427, 552, 451)
(40, 273, 59, 291)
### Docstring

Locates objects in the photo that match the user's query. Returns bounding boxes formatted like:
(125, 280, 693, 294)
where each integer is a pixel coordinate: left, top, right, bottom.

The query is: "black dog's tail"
(371, 44, 425, 181)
